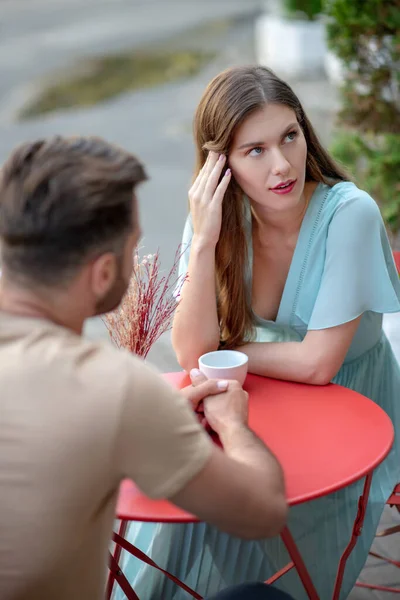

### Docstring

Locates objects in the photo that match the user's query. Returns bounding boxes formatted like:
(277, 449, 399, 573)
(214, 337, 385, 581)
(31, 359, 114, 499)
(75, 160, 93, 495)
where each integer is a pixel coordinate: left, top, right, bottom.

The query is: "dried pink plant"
(103, 245, 187, 358)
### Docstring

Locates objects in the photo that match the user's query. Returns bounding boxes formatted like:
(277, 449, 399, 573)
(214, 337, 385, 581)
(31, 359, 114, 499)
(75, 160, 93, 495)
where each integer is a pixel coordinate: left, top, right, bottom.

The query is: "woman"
(118, 66, 400, 599)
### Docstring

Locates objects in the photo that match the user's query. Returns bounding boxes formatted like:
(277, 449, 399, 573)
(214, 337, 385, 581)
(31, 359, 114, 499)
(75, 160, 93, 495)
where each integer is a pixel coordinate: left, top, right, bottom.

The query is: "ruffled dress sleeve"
(307, 189, 400, 330)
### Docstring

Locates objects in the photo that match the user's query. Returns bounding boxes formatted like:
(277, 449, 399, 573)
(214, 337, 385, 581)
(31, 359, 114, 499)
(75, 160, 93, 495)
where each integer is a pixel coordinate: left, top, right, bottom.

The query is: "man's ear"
(90, 252, 117, 298)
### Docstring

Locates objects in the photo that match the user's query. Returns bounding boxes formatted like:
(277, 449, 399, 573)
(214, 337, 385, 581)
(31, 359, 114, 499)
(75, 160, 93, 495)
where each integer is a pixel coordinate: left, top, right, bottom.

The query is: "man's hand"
(204, 380, 248, 438)
(189, 369, 248, 437)
(180, 369, 228, 413)
(170, 370, 287, 539)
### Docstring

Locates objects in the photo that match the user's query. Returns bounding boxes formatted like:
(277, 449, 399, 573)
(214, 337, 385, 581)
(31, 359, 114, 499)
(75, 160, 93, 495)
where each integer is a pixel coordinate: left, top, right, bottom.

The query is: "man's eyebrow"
(237, 122, 299, 150)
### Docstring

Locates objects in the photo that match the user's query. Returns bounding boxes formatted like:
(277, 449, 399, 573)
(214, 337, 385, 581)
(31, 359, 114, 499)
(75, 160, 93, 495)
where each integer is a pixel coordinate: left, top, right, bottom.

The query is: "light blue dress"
(115, 182, 400, 600)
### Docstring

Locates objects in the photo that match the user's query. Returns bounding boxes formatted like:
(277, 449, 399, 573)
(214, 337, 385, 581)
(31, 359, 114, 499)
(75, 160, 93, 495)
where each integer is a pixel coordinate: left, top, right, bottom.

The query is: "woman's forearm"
(240, 318, 361, 385)
(239, 341, 328, 385)
(172, 239, 220, 371)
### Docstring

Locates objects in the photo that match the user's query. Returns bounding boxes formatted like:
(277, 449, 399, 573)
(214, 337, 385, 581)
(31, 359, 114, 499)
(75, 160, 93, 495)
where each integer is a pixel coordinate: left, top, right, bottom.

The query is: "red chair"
(355, 250, 400, 593)
(394, 250, 400, 274)
(356, 484, 400, 593)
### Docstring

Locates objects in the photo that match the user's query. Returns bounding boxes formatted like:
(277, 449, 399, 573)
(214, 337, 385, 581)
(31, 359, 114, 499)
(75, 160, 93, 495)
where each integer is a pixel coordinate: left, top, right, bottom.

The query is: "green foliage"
(325, 0, 400, 237)
(331, 133, 400, 236)
(284, 0, 323, 20)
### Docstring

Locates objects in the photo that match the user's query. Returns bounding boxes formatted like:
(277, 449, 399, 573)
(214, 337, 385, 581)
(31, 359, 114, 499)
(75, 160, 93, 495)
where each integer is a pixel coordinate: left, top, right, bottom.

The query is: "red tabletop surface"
(116, 372, 394, 523)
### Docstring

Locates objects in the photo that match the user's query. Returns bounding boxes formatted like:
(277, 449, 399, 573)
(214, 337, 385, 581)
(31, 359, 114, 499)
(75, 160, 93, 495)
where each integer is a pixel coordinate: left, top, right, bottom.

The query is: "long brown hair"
(192, 65, 348, 349)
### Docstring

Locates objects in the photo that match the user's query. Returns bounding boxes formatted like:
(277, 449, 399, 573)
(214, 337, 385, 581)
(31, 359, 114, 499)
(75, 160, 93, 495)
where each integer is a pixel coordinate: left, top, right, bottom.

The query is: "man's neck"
(0, 279, 87, 335)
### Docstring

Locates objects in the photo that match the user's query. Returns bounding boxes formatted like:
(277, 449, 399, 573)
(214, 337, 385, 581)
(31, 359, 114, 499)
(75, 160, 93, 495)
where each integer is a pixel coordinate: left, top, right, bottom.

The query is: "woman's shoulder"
(328, 180, 377, 208)
(321, 181, 381, 223)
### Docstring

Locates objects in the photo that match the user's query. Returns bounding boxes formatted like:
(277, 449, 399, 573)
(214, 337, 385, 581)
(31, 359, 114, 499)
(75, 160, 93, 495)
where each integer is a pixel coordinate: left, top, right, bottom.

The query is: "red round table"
(107, 372, 394, 600)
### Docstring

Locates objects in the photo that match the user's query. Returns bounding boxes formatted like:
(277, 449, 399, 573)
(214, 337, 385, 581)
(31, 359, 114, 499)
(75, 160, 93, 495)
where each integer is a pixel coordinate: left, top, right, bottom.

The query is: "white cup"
(198, 350, 248, 386)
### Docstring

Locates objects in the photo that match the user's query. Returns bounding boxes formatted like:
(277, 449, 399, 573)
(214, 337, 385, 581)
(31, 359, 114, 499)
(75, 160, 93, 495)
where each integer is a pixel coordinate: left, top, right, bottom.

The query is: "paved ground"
(0, 1, 399, 596)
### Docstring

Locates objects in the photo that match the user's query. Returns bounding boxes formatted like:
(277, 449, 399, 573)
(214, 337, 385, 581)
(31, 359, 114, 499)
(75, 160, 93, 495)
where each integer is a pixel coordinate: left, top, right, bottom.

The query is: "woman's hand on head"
(189, 151, 232, 248)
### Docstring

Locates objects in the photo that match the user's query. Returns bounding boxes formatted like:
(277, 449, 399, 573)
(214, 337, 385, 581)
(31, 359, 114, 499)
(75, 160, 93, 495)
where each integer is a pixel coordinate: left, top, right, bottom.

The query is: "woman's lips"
(270, 180, 297, 195)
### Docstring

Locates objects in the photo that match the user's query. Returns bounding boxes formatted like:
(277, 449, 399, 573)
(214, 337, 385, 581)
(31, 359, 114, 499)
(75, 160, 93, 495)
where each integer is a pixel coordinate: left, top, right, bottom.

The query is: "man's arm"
(171, 373, 287, 539)
(117, 359, 287, 540)
(170, 425, 287, 539)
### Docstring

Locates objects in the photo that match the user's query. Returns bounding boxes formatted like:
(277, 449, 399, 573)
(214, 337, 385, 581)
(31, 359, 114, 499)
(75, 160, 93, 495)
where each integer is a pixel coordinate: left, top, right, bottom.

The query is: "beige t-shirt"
(0, 312, 212, 600)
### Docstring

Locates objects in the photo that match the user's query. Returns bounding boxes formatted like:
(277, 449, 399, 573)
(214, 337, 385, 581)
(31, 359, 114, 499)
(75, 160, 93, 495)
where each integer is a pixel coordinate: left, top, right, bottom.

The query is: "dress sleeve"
(174, 214, 193, 301)
(307, 191, 400, 330)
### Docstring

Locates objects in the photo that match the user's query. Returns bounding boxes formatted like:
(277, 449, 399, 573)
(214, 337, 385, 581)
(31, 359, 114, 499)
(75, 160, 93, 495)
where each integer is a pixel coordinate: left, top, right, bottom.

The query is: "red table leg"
(108, 552, 140, 600)
(108, 473, 376, 600)
(106, 520, 128, 600)
(280, 527, 320, 600)
(332, 472, 373, 600)
(110, 531, 203, 599)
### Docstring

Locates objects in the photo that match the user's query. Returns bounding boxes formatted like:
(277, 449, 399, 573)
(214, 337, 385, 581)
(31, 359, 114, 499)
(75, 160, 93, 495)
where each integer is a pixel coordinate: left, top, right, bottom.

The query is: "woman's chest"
(251, 242, 295, 322)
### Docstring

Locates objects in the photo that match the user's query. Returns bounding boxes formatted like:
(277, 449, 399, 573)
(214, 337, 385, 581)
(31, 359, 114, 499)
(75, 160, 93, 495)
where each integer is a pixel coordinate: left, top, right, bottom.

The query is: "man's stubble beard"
(94, 259, 129, 316)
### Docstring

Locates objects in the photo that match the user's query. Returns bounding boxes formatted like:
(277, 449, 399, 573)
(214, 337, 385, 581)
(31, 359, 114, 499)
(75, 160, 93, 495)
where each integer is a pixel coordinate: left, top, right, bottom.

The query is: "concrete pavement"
(0, 0, 262, 123)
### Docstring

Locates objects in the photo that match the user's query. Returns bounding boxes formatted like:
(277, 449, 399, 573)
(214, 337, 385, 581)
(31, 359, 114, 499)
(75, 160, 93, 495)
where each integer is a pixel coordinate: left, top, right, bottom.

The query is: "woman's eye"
(284, 131, 297, 143)
(248, 147, 263, 157)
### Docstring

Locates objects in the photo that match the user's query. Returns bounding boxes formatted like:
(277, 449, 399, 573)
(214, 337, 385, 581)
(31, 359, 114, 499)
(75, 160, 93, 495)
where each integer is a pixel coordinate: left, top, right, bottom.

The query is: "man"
(0, 137, 290, 600)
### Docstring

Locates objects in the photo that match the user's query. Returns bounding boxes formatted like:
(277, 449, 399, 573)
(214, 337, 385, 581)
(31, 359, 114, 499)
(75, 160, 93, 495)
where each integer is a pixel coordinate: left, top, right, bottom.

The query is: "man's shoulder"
(0, 314, 165, 406)
(61, 334, 153, 391)
(17, 320, 154, 403)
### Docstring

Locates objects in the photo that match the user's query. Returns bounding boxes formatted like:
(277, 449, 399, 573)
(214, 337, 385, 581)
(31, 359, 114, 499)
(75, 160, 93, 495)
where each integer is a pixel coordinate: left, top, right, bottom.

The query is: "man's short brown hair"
(0, 136, 147, 286)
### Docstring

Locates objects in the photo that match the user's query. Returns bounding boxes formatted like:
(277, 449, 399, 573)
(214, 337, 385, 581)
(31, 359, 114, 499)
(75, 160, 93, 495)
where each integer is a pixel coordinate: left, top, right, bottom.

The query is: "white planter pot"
(324, 50, 346, 86)
(255, 14, 327, 79)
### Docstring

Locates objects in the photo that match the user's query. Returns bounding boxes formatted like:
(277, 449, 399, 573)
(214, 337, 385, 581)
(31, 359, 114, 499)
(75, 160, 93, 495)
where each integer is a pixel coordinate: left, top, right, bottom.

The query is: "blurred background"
(0, 0, 398, 594)
(0, 0, 398, 360)
(0, 0, 343, 369)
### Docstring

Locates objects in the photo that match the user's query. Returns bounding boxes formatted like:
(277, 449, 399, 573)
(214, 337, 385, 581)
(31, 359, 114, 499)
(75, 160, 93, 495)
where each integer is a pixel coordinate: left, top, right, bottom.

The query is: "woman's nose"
(271, 149, 290, 177)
